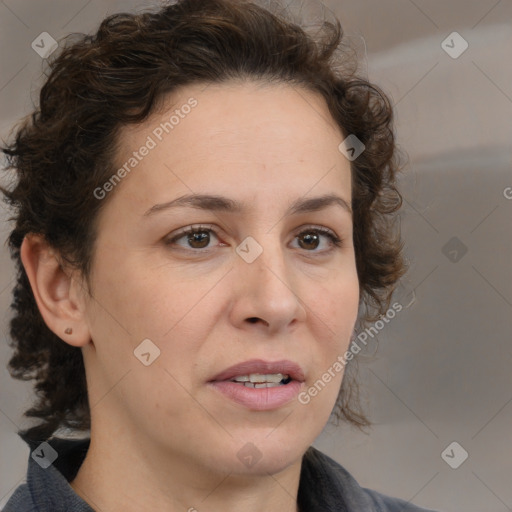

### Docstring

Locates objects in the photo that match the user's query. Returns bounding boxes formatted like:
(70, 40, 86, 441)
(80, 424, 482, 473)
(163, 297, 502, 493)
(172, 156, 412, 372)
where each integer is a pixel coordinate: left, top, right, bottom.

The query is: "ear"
(20, 233, 91, 347)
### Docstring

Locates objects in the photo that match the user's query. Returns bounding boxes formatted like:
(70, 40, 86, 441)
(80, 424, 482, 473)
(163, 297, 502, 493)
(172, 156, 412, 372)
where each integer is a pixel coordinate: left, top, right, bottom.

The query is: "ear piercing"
(64, 327, 73, 335)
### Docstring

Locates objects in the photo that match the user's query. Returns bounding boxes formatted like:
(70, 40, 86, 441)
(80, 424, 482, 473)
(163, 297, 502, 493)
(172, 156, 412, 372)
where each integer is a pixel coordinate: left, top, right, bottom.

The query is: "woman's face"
(80, 81, 359, 475)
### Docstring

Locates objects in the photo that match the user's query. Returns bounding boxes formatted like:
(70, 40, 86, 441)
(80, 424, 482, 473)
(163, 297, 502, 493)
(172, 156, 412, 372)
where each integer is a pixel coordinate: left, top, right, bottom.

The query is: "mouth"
(208, 359, 305, 411)
(210, 359, 305, 383)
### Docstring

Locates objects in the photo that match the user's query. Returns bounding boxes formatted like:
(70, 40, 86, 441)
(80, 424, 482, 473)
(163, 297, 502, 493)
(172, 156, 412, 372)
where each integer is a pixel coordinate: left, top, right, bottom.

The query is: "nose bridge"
(233, 230, 306, 331)
(239, 230, 288, 290)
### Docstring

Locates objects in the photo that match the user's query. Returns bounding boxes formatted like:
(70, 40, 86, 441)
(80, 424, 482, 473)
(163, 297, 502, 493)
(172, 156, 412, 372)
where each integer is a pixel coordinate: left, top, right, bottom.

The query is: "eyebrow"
(143, 193, 352, 218)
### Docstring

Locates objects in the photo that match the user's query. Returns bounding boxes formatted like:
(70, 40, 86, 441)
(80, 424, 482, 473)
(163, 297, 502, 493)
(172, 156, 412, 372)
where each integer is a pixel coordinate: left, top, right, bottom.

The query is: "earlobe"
(20, 233, 91, 347)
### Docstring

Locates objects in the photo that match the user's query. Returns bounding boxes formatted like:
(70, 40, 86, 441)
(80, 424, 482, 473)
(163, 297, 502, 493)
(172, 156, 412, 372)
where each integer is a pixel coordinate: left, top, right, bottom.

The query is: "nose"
(229, 237, 307, 335)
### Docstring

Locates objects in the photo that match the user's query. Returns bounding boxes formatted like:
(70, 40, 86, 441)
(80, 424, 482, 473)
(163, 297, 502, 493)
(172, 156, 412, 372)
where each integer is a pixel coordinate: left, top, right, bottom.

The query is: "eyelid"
(292, 223, 339, 239)
(164, 224, 220, 248)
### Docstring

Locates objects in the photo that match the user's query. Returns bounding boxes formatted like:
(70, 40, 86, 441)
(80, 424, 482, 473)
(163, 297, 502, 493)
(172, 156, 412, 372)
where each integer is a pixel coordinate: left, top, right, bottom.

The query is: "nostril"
(246, 317, 269, 326)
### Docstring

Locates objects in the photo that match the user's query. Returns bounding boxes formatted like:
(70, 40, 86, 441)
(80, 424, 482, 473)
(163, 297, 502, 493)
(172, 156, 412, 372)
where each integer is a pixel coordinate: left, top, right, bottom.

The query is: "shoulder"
(362, 486, 439, 512)
(2, 437, 93, 512)
(2, 483, 36, 512)
(299, 446, 440, 512)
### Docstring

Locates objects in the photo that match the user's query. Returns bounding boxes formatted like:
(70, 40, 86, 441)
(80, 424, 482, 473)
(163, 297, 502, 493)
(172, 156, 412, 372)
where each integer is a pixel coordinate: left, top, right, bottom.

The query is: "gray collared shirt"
(3, 438, 439, 511)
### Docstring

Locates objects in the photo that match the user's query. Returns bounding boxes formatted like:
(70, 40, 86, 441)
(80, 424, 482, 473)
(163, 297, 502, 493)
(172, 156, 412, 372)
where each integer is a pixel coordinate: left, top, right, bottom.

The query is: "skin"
(21, 80, 359, 512)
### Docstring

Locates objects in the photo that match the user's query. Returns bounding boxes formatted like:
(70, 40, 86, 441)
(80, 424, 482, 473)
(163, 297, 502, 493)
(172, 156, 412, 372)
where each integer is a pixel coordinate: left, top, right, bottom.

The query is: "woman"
(1, 0, 438, 510)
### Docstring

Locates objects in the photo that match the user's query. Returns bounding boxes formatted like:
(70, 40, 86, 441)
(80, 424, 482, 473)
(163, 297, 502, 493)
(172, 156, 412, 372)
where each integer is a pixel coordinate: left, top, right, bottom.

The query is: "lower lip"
(208, 380, 303, 410)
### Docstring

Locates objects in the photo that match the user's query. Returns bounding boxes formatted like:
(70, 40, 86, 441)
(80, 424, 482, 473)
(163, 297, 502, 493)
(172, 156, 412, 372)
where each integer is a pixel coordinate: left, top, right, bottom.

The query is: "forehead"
(108, 81, 351, 215)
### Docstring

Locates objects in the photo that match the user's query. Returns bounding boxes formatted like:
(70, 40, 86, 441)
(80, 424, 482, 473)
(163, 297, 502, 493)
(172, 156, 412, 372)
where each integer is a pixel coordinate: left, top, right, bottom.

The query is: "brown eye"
(185, 230, 211, 249)
(298, 232, 320, 250)
(165, 225, 219, 250)
(292, 228, 342, 253)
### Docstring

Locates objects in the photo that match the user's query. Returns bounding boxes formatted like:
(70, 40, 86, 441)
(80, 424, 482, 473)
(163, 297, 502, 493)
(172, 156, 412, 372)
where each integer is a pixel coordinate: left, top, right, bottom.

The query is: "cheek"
(307, 283, 358, 404)
(317, 275, 359, 337)
(90, 255, 203, 340)
(308, 276, 359, 386)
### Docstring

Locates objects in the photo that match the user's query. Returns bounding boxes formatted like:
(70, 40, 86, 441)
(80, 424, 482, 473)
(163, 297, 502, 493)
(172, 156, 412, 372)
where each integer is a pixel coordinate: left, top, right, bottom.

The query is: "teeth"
(233, 375, 250, 382)
(241, 382, 282, 388)
(232, 373, 289, 384)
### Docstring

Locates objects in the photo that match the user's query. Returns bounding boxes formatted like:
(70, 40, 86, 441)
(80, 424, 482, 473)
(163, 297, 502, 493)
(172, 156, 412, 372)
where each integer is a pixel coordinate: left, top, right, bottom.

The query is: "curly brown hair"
(1, 0, 406, 444)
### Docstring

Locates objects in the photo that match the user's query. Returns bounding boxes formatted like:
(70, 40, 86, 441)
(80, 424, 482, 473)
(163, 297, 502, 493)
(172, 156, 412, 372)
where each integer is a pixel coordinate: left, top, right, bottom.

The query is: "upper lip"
(210, 359, 305, 382)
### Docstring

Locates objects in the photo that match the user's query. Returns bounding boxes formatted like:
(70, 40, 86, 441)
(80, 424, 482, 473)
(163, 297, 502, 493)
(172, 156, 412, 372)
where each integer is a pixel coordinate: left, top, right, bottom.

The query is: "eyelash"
(165, 224, 343, 254)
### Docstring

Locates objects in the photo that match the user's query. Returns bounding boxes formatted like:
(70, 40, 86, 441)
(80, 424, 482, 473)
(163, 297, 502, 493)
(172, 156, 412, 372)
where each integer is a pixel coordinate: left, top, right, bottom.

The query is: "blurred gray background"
(1, 1, 511, 511)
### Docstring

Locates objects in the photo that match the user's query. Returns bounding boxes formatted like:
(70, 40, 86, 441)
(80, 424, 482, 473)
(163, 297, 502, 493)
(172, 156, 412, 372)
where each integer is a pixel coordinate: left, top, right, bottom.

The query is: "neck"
(70, 422, 302, 512)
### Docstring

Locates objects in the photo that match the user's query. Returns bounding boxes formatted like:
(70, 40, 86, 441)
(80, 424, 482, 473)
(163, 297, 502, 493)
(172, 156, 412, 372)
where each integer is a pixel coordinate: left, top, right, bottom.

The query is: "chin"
(213, 431, 311, 477)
